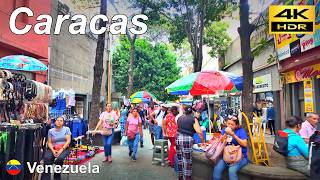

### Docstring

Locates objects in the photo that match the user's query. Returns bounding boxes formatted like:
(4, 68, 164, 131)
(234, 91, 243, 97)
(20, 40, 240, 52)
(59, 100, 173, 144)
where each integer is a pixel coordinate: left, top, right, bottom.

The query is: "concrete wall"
(49, 0, 108, 97)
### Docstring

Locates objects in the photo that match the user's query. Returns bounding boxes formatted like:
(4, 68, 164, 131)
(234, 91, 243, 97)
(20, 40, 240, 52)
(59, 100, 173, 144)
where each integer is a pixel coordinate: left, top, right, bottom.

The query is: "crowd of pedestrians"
(47, 100, 316, 180)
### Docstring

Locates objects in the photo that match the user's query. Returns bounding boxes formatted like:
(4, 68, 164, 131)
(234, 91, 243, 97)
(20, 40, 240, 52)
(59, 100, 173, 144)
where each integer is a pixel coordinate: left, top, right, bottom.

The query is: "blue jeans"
(213, 158, 248, 180)
(128, 133, 140, 159)
(103, 129, 114, 157)
(154, 125, 163, 140)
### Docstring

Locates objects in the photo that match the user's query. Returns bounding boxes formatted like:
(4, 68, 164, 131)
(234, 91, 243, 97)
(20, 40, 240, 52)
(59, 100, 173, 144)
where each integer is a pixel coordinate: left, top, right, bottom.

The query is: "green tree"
(112, 36, 181, 101)
(131, 0, 235, 72)
(204, 21, 231, 58)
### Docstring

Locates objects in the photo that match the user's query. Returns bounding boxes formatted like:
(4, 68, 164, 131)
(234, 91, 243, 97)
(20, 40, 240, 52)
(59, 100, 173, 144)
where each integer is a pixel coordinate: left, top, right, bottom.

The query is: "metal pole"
(107, 32, 111, 103)
(207, 94, 212, 137)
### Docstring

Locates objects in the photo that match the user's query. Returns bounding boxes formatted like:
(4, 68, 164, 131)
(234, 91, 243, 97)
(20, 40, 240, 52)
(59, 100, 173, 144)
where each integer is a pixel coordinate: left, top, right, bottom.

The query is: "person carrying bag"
(125, 108, 143, 161)
(212, 116, 248, 180)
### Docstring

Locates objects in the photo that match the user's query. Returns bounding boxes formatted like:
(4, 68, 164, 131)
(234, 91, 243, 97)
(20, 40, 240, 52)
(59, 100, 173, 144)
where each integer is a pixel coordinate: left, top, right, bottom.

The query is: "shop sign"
(304, 80, 314, 113)
(277, 45, 291, 61)
(274, 1, 320, 61)
(253, 74, 272, 93)
(300, 34, 315, 52)
(314, 28, 320, 46)
(284, 63, 320, 83)
(290, 39, 301, 56)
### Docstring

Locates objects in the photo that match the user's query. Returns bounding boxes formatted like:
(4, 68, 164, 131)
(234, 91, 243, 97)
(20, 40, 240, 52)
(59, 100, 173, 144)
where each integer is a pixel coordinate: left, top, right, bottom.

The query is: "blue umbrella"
(0, 55, 48, 71)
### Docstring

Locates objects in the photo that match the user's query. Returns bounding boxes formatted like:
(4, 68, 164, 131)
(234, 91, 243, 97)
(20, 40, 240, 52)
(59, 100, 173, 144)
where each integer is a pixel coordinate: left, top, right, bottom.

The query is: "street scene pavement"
(66, 130, 177, 180)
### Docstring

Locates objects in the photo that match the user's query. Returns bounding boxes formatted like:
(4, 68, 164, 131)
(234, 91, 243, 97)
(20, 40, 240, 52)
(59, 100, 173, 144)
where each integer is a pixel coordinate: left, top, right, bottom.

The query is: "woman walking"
(163, 106, 179, 167)
(176, 105, 205, 180)
(94, 103, 119, 162)
(125, 108, 143, 161)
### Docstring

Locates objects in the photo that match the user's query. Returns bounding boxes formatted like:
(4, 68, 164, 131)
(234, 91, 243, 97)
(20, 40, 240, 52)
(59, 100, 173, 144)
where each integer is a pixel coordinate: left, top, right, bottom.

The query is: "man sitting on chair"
(42, 117, 71, 180)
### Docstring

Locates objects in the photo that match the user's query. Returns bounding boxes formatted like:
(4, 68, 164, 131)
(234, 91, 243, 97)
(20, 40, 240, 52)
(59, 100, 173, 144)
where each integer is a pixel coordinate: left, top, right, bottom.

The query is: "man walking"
(152, 105, 167, 140)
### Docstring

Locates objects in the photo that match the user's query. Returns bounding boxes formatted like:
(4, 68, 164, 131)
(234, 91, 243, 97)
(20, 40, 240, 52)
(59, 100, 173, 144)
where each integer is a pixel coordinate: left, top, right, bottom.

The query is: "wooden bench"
(192, 151, 307, 180)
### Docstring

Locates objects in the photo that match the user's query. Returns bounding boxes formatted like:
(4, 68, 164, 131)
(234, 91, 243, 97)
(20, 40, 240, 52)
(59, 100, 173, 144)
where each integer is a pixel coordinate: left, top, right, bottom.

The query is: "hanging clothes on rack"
(0, 123, 45, 180)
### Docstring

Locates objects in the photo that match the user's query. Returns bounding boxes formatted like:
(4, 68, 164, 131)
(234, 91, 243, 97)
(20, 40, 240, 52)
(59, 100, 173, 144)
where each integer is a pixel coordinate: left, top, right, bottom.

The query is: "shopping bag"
(205, 136, 221, 158)
(205, 136, 226, 164)
(120, 136, 128, 146)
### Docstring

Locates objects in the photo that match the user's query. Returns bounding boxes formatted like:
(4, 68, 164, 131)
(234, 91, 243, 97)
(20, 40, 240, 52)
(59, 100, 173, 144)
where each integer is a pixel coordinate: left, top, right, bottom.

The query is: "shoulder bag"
(223, 145, 242, 165)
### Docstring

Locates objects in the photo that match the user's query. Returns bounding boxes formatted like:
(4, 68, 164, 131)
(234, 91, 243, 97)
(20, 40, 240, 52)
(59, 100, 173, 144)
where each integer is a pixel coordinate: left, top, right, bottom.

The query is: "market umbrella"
(165, 71, 243, 95)
(130, 91, 157, 103)
(130, 91, 157, 99)
(165, 71, 243, 137)
(131, 97, 150, 104)
(0, 55, 48, 71)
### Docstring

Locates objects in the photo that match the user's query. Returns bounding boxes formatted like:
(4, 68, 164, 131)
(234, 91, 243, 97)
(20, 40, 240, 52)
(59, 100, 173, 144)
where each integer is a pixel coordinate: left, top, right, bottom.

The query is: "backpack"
(156, 110, 167, 119)
(309, 131, 320, 180)
(273, 130, 289, 156)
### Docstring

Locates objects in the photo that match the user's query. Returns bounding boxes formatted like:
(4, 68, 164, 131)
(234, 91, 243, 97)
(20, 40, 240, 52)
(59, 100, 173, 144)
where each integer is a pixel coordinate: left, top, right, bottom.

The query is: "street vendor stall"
(0, 55, 51, 180)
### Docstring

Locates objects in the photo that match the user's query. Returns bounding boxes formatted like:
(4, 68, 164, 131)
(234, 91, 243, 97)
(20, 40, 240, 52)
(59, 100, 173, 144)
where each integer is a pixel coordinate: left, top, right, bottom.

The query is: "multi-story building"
(0, 0, 50, 82)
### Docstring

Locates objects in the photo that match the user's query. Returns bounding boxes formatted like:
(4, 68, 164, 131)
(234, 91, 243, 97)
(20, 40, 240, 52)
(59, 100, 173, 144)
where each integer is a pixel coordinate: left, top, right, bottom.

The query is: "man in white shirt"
(152, 105, 167, 140)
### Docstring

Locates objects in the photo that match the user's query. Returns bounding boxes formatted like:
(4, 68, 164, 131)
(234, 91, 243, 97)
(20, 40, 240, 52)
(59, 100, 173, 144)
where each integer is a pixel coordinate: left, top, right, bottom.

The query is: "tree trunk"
(127, 40, 135, 97)
(238, 0, 254, 128)
(89, 0, 107, 129)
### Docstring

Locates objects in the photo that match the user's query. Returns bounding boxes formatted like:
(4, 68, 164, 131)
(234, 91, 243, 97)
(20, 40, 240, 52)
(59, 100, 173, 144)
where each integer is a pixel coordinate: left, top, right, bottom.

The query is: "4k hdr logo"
(269, 5, 315, 34)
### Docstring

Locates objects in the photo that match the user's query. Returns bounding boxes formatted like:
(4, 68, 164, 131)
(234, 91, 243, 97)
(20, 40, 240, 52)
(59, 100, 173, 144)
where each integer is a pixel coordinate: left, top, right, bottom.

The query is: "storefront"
(282, 62, 320, 118)
(276, 34, 320, 120)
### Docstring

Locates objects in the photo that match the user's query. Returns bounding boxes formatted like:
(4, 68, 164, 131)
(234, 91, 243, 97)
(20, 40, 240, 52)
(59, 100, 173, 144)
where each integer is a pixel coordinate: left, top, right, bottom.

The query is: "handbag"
(127, 130, 136, 140)
(100, 126, 112, 136)
(223, 145, 242, 165)
(206, 137, 226, 164)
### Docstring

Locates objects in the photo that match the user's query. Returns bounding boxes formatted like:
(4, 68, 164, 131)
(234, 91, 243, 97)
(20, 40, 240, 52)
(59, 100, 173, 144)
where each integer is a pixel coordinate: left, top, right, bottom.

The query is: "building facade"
(274, 0, 320, 125)
(49, 0, 111, 119)
(0, 0, 50, 82)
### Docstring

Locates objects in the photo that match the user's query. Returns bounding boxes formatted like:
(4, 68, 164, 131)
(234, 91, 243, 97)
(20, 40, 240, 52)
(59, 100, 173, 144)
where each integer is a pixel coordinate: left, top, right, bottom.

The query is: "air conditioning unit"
(58, 2, 70, 15)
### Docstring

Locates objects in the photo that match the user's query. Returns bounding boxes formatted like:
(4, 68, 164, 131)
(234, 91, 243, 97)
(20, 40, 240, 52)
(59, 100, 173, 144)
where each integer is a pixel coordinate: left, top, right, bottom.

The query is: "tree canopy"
(130, 0, 235, 72)
(112, 36, 181, 101)
(204, 21, 232, 58)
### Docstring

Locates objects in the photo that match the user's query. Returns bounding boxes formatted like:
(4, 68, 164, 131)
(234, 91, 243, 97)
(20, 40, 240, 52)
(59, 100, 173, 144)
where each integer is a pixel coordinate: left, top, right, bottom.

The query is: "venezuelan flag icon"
(6, 159, 23, 175)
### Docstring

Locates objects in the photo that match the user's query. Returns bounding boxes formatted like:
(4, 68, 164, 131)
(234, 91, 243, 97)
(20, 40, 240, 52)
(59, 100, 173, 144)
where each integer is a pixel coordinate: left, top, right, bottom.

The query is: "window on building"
(14, 0, 29, 23)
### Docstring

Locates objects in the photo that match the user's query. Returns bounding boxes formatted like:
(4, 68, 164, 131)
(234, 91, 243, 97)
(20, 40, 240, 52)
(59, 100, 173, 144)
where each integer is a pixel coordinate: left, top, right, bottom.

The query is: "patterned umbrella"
(130, 91, 156, 101)
(165, 71, 243, 95)
(0, 55, 48, 71)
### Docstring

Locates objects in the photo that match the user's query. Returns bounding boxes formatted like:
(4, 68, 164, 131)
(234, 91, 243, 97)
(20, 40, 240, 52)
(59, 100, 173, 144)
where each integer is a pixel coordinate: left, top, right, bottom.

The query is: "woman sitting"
(42, 117, 71, 180)
(213, 115, 248, 180)
(284, 116, 309, 176)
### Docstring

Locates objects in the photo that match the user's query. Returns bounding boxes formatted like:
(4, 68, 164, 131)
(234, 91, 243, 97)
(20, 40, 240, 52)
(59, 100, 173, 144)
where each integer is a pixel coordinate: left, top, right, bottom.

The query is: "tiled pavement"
(64, 130, 177, 180)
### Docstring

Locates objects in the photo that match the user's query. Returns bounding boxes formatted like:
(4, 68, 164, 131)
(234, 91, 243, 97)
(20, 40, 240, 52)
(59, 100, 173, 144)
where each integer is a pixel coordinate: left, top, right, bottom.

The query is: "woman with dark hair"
(125, 107, 143, 161)
(93, 103, 119, 162)
(42, 117, 71, 180)
(284, 116, 309, 176)
(176, 105, 205, 180)
(213, 115, 248, 180)
(163, 106, 179, 167)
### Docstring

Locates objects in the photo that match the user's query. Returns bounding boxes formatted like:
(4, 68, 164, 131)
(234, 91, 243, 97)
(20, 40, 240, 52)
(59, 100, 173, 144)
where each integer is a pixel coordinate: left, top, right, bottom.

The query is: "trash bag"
(120, 136, 128, 146)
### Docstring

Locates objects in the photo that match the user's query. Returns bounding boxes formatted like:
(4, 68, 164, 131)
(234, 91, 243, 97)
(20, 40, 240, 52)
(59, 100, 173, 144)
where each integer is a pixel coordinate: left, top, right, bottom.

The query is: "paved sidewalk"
(65, 130, 177, 180)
